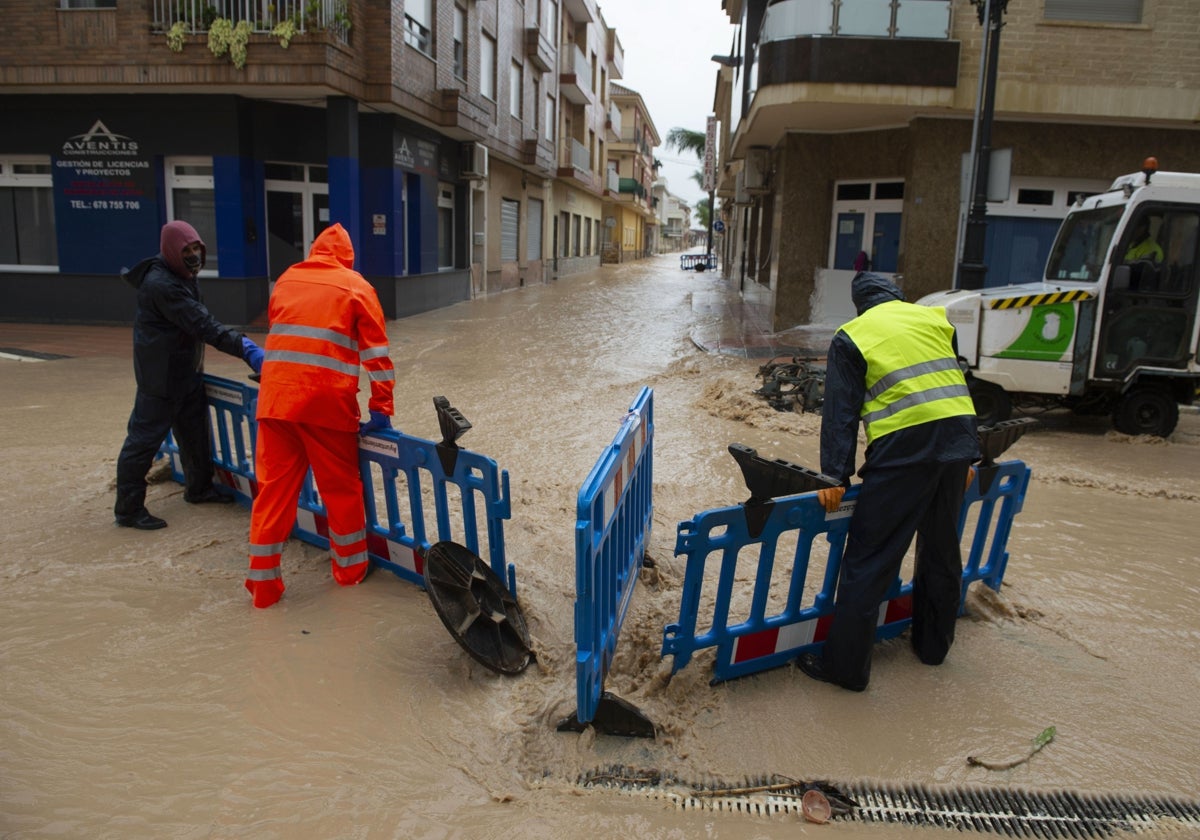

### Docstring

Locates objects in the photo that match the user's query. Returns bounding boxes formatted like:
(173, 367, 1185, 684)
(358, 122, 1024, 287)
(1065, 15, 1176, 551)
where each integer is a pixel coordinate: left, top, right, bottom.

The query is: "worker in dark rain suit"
(797, 272, 980, 691)
(244, 223, 394, 609)
(114, 220, 264, 530)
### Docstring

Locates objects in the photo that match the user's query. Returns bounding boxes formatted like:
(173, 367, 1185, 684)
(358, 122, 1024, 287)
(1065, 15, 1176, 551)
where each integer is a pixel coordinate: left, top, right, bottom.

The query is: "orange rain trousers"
(245, 418, 370, 608)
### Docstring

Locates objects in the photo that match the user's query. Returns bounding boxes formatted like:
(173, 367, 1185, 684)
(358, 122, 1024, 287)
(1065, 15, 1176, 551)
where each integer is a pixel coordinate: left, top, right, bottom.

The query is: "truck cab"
(920, 160, 1200, 437)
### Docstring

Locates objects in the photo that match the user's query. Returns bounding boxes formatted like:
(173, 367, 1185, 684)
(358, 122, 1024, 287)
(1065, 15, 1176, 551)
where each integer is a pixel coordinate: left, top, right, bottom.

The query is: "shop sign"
(52, 119, 158, 273)
(393, 135, 438, 177)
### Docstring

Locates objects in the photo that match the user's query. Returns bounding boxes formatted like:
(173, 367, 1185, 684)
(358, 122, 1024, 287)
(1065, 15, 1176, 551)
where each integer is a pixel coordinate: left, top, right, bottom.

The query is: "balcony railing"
(152, 0, 350, 45)
(607, 102, 622, 138)
(565, 137, 590, 171)
(618, 130, 651, 157)
(760, 0, 951, 43)
(560, 43, 592, 91)
(606, 166, 619, 193)
(618, 177, 645, 199)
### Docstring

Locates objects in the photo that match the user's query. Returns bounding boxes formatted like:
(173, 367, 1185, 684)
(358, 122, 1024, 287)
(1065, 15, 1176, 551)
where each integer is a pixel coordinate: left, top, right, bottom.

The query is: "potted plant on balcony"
(207, 17, 252, 69)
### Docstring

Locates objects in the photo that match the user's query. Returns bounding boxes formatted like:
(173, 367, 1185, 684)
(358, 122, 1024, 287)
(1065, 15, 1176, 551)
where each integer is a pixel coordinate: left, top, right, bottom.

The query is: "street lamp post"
(957, 0, 1008, 291)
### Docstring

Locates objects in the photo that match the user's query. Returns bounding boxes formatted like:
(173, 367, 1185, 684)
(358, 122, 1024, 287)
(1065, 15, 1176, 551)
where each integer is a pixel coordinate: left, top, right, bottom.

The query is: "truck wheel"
(968, 378, 1012, 427)
(1112, 386, 1178, 437)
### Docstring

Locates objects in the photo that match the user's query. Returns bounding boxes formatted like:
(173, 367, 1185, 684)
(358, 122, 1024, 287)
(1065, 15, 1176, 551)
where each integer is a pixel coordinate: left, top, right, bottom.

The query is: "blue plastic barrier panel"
(662, 460, 1031, 683)
(160, 375, 514, 594)
(572, 388, 654, 725)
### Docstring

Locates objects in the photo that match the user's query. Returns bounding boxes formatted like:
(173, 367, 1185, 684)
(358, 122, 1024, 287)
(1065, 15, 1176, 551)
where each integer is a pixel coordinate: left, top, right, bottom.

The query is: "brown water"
(2, 256, 1199, 839)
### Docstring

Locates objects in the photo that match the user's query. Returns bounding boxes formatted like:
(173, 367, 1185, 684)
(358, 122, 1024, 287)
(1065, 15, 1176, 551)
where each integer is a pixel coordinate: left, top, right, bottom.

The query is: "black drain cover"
(424, 541, 532, 675)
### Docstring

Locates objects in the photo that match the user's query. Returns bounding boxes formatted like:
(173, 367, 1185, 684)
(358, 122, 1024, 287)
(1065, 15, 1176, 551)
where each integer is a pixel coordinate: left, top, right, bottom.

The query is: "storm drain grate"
(577, 766, 1200, 837)
(843, 780, 1200, 837)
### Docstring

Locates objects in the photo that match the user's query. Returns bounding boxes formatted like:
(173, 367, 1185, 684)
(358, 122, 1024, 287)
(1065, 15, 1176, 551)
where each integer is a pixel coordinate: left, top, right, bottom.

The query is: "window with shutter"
(1044, 0, 1142, 24)
(501, 199, 520, 263)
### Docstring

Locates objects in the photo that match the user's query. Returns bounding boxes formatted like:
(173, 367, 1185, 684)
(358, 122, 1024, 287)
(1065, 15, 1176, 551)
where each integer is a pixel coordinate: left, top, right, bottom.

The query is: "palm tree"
(665, 128, 706, 160)
(689, 171, 711, 230)
(669, 127, 713, 252)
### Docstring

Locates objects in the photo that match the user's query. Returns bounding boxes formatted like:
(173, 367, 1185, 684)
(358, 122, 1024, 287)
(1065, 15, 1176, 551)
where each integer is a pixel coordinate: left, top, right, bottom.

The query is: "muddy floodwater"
(2, 255, 1199, 839)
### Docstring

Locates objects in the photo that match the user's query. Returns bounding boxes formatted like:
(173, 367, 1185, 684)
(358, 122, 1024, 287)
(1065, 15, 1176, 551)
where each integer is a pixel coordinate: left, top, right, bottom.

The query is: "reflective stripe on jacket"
(839, 300, 974, 445)
(257, 223, 395, 431)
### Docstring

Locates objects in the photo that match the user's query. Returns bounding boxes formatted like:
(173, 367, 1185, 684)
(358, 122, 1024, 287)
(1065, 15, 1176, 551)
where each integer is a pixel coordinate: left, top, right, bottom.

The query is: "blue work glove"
(359, 410, 392, 435)
(241, 336, 264, 375)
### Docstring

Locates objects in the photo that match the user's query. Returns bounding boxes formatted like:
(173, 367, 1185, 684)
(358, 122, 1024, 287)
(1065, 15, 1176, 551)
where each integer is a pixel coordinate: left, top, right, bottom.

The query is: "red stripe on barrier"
(367, 532, 387, 558)
(732, 626, 780, 663)
(814, 614, 833, 643)
(884, 595, 913, 624)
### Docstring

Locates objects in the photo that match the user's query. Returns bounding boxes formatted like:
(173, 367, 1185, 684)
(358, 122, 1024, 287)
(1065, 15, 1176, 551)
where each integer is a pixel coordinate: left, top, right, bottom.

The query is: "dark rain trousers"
(820, 458, 971, 690)
(114, 376, 214, 517)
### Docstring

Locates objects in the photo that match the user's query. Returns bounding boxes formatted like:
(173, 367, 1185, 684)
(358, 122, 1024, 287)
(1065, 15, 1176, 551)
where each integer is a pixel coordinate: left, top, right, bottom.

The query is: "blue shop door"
(834, 213, 865, 269)
(984, 216, 1060, 287)
(872, 212, 901, 273)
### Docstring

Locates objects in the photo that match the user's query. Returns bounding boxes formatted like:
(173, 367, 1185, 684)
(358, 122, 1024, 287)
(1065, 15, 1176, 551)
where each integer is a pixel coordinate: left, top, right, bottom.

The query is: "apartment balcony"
(605, 166, 619, 195)
(617, 129, 651, 159)
(559, 44, 593, 105)
(562, 0, 594, 24)
(607, 27, 624, 80)
(618, 177, 645, 198)
(735, 0, 960, 152)
(153, 0, 350, 45)
(756, 0, 957, 87)
(557, 137, 598, 190)
(606, 102, 622, 142)
(525, 26, 555, 74)
(4, 0, 358, 92)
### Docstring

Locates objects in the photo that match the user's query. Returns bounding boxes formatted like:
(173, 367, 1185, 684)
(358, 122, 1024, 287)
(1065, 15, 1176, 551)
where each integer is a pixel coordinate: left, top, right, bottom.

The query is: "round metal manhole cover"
(424, 541, 532, 675)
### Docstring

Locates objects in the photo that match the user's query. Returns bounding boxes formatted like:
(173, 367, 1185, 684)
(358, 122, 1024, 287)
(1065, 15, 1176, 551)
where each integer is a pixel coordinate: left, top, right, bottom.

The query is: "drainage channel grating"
(842, 780, 1200, 837)
(577, 766, 1200, 837)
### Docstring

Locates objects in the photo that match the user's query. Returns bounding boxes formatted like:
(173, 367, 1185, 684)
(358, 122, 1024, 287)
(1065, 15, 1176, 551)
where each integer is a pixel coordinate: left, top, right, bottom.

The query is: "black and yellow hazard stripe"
(988, 289, 1095, 309)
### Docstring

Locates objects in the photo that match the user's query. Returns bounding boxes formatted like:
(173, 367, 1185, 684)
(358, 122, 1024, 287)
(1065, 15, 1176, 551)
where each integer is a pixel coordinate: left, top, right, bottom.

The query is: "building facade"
(715, 0, 1200, 330)
(0, 0, 641, 325)
(602, 83, 660, 263)
(652, 181, 691, 253)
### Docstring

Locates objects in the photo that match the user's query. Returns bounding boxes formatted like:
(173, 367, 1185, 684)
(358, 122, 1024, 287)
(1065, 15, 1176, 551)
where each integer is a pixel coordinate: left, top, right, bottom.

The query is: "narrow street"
(2, 254, 1198, 839)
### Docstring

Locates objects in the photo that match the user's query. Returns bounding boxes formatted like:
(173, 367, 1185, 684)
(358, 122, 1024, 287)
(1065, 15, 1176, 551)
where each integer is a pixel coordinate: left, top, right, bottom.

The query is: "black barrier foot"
(729, 445, 842, 539)
(728, 444, 841, 502)
(556, 692, 655, 738)
(976, 418, 1038, 493)
(424, 541, 533, 676)
(433, 396, 473, 475)
(977, 417, 1037, 466)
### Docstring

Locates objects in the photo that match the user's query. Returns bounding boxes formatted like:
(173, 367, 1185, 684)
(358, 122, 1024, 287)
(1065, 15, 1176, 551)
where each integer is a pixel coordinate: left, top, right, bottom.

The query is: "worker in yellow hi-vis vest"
(798, 273, 980, 692)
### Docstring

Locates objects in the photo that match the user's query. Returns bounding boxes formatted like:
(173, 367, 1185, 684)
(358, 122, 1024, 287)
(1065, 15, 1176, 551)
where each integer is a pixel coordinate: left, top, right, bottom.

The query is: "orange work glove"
(965, 466, 977, 493)
(817, 486, 846, 513)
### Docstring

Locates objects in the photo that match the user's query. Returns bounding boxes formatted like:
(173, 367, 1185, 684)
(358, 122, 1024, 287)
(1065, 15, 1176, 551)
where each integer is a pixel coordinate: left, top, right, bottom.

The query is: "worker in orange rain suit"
(244, 223, 395, 609)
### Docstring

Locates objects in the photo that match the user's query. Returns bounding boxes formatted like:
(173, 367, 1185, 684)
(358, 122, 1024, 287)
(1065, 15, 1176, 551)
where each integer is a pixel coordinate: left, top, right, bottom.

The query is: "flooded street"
(2, 254, 1199, 839)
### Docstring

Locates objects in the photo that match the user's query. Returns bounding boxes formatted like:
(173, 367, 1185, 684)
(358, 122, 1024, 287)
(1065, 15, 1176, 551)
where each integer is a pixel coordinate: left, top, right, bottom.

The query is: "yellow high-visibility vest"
(840, 300, 976, 444)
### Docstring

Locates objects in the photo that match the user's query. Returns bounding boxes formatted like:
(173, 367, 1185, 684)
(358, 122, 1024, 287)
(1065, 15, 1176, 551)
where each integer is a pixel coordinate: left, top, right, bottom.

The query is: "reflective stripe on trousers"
(245, 419, 370, 606)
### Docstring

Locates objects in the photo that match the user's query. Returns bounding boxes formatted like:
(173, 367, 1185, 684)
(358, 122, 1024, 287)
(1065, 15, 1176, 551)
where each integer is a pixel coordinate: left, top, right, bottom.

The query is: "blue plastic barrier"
(559, 387, 655, 736)
(680, 253, 717, 271)
(160, 374, 514, 594)
(661, 459, 1031, 683)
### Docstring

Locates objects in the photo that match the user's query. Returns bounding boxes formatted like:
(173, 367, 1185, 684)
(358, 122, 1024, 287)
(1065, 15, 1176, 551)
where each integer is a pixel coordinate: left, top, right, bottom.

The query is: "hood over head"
(160, 220, 205, 279)
(308, 222, 355, 269)
(851, 271, 905, 315)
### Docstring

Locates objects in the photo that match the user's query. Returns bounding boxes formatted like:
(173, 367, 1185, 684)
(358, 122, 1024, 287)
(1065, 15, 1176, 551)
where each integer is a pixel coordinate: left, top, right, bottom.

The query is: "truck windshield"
(1045, 205, 1125, 283)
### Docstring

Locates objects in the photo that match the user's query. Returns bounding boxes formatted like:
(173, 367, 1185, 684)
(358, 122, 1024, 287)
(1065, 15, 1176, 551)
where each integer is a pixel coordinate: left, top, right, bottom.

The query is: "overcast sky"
(595, 0, 737, 211)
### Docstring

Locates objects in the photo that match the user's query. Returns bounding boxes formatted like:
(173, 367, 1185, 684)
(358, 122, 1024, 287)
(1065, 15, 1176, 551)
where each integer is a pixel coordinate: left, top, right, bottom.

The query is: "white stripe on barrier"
(296, 508, 317, 535)
(204, 383, 244, 405)
(379, 538, 417, 574)
(599, 413, 647, 528)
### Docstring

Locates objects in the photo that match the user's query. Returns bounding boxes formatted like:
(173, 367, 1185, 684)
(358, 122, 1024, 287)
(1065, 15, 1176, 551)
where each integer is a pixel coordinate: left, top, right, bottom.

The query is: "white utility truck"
(920, 159, 1200, 437)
